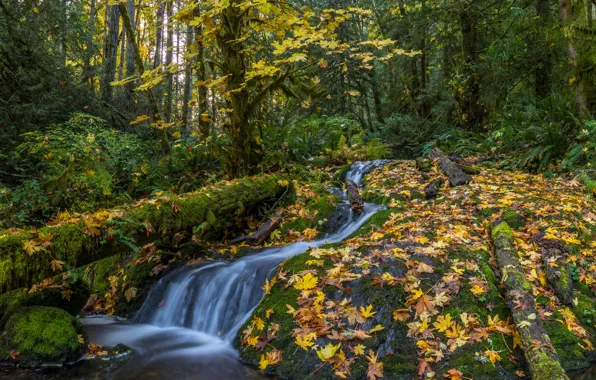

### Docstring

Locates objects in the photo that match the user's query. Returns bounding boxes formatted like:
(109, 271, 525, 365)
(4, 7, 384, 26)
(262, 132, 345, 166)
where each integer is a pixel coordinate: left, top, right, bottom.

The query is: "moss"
(281, 194, 340, 235)
(350, 208, 397, 238)
(501, 210, 526, 230)
(447, 338, 521, 379)
(87, 255, 122, 294)
(0, 306, 87, 368)
(491, 222, 513, 241)
(544, 320, 589, 370)
(0, 288, 27, 325)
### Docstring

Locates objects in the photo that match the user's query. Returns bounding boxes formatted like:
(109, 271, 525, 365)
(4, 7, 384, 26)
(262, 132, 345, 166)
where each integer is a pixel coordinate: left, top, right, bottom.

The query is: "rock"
(0, 306, 87, 368)
(424, 178, 444, 199)
(325, 203, 351, 233)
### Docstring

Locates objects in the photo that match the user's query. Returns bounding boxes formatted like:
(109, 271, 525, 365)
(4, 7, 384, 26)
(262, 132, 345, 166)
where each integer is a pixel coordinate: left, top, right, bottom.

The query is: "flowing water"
(0, 161, 385, 380)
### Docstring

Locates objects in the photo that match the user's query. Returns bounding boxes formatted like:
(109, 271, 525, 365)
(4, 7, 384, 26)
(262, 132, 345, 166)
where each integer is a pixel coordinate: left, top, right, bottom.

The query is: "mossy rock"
(0, 306, 87, 368)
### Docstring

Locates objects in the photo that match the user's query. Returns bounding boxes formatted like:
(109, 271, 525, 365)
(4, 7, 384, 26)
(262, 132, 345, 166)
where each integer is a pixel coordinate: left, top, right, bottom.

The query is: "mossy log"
(0, 176, 289, 292)
(346, 179, 364, 214)
(428, 148, 472, 186)
(533, 237, 574, 305)
(491, 222, 569, 380)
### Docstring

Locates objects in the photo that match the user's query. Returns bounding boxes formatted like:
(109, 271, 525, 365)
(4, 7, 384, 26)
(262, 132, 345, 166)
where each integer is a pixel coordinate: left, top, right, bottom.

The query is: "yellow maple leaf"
(253, 316, 265, 331)
(360, 304, 376, 319)
(354, 344, 365, 356)
(484, 350, 501, 365)
(259, 354, 270, 369)
(369, 324, 384, 333)
(294, 273, 318, 290)
(316, 343, 341, 362)
(433, 314, 453, 333)
(295, 332, 317, 351)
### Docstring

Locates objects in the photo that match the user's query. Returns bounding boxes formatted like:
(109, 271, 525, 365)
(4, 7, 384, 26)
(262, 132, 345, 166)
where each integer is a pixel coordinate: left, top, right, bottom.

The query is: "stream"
(0, 162, 384, 380)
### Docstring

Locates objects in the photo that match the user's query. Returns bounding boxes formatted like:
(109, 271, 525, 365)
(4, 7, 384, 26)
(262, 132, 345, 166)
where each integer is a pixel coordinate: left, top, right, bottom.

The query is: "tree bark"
(491, 223, 569, 380)
(181, 23, 193, 128)
(82, 0, 97, 90)
(457, 1, 485, 130)
(164, 0, 174, 122)
(119, 3, 170, 153)
(153, 1, 165, 69)
(125, 0, 137, 108)
(535, 0, 552, 99)
(102, 5, 120, 103)
(194, 6, 209, 139)
(559, 0, 595, 118)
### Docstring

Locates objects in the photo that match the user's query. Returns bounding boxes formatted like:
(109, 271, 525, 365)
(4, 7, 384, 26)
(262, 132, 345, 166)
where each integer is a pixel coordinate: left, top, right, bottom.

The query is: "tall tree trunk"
(102, 4, 120, 103)
(457, 1, 485, 130)
(153, 2, 165, 69)
(164, 0, 174, 122)
(535, 0, 552, 99)
(194, 6, 209, 139)
(118, 3, 170, 154)
(370, 68, 385, 124)
(125, 0, 137, 108)
(559, 0, 595, 118)
(181, 23, 193, 128)
(82, 0, 97, 90)
(218, 1, 252, 176)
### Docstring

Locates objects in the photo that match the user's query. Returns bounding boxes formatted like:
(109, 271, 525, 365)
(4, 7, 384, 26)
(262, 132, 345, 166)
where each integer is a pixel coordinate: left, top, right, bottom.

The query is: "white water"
(58, 161, 385, 379)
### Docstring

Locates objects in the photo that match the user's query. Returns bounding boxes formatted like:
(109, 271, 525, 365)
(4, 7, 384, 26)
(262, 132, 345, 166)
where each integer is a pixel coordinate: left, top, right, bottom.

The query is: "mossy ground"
(235, 160, 596, 379)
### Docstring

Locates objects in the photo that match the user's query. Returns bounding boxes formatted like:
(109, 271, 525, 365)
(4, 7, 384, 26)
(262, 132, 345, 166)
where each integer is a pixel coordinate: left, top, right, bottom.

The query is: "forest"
(0, 0, 596, 379)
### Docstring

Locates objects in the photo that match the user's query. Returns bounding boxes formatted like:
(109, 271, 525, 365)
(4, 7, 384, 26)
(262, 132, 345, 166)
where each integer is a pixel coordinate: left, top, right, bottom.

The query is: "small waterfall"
(135, 161, 385, 342)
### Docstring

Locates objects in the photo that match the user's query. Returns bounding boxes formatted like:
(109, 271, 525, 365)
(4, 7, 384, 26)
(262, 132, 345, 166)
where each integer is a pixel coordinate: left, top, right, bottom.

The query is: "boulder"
(0, 306, 87, 368)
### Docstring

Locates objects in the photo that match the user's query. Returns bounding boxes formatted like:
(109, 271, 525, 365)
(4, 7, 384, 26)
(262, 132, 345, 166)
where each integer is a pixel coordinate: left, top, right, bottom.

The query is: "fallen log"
(531, 233, 574, 305)
(0, 176, 290, 292)
(231, 211, 284, 246)
(429, 148, 472, 187)
(346, 179, 364, 215)
(491, 222, 569, 380)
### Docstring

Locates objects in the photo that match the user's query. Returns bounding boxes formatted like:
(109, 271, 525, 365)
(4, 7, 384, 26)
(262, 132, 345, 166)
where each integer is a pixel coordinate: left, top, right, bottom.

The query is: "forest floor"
(234, 160, 596, 379)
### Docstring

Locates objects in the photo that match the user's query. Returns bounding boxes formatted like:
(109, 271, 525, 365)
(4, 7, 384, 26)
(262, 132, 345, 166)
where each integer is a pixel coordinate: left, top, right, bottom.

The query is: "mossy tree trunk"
(0, 176, 289, 292)
(491, 222, 569, 380)
(118, 3, 171, 154)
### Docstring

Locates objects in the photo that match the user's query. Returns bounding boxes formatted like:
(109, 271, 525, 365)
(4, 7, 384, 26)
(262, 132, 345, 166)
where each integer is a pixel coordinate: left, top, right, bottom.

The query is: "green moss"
(0, 306, 87, 368)
(448, 338, 521, 379)
(350, 208, 397, 238)
(544, 320, 589, 370)
(491, 222, 513, 240)
(501, 210, 526, 230)
(281, 194, 340, 235)
(87, 255, 122, 294)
